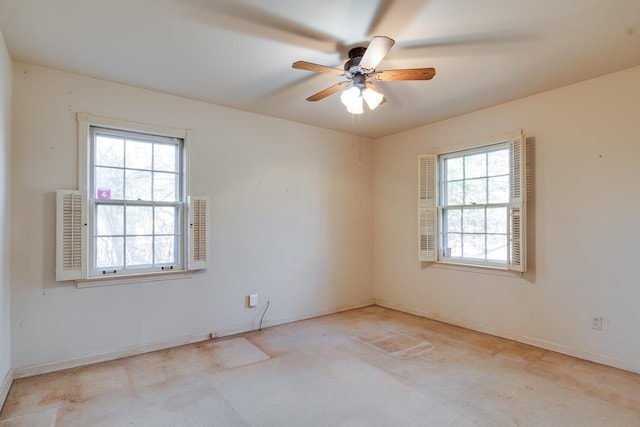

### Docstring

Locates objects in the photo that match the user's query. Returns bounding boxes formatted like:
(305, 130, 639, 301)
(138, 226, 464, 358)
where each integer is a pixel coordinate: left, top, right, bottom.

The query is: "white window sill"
(432, 261, 523, 278)
(77, 270, 193, 288)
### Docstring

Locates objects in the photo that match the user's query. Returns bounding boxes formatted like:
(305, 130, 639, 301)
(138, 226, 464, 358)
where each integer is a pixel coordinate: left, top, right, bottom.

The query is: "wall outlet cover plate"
(249, 293, 258, 307)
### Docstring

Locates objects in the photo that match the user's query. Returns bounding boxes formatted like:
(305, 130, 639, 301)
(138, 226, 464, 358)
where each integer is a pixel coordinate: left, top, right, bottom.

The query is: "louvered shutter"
(418, 207, 437, 261)
(508, 130, 527, 272)
(56, 190, 86, 280)
(418, 154, 436, 207)
(418, 155, 437, 261)
(188, 196, 209, 270)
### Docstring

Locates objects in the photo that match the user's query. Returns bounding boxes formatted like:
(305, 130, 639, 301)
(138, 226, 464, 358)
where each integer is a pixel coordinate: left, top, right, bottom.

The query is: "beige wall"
(373, 66, 640, 373)
(0, 29, 12, 403)
(7, 57, 640, 377)
(10, 63, 373, 372)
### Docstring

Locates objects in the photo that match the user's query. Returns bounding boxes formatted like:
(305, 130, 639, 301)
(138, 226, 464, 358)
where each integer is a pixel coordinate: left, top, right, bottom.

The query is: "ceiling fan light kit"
(292, 36, 436, 115)
(339, 73, 384, 114)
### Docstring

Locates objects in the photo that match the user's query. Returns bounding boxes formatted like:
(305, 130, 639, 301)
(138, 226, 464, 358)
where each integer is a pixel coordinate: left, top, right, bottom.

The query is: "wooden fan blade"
(376, 67, 436, 81)
(360, 36, 395, 70)
(306, 81, 348, 102)
(292, 61, 343, 75)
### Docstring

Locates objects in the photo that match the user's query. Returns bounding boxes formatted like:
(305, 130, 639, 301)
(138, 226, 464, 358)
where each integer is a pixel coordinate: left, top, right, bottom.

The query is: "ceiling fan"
(292, 36, 436, 114)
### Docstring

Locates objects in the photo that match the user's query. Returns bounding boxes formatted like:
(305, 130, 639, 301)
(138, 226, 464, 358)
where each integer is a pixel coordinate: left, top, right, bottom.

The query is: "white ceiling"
(1, 0, 639, 138)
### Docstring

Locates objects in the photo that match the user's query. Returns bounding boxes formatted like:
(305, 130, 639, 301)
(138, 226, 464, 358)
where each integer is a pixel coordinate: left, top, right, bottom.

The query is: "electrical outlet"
(249, 293, 258, 308)
(592, 316, 603, 330)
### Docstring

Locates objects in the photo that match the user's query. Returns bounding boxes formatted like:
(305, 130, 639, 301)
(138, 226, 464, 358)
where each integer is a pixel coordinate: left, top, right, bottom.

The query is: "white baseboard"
(12, 299, 374, 379)
(12, 332, 211, 379)
(0, 369, 12, 412)
(216, 299, 375, 337)
(374, 298, 640, 375)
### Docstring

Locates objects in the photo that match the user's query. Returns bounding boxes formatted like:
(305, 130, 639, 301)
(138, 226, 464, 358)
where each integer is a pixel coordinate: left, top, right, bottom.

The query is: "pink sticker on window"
(97, 189, 111, 199)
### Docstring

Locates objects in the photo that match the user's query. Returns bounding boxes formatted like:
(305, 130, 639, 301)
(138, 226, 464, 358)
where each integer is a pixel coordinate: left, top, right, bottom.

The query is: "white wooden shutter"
(188, 196, 209, 270)
(418, 207, 437, 261)
(508, 130, 527, 272)
(56, 190, 86, 281)
(418, 154, 437, 261)
(418, 154, 436, 207)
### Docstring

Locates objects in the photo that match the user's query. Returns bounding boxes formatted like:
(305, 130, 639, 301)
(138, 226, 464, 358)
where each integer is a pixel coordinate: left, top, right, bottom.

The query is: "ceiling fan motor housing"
(345, 46, 367, 72)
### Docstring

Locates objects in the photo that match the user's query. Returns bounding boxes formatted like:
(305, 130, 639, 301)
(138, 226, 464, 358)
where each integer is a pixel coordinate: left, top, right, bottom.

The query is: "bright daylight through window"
(418, 131, 527, 271)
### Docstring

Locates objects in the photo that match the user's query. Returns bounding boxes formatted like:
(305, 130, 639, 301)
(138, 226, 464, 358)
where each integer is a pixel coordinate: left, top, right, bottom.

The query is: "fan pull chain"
(350, 113, 363, 166)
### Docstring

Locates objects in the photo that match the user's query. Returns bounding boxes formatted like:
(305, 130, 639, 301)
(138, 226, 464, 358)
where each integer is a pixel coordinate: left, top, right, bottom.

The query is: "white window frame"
(418, 130, 527, 272)
(55, 113, 209, 284)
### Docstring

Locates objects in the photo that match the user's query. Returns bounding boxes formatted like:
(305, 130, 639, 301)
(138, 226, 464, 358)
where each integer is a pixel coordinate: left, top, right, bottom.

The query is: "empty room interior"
(1, 0, 640, 425)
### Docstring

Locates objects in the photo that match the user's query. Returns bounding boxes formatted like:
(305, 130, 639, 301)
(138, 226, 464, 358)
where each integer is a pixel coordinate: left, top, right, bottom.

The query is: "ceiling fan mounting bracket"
(347, 46, 367, 59)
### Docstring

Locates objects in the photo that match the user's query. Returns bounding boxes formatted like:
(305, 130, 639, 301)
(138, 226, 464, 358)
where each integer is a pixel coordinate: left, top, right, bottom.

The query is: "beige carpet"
(211, 337, 270, 369)
(353, 328, 435, 359)
(2, 306, 640, 426)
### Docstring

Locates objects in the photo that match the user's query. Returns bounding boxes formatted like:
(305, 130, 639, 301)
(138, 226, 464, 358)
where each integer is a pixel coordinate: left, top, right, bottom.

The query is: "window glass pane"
(486, 207, 507, 234)
(445, 156, 463, 181)
(96, 205, 123, 236)
(125, 170, 152, 200)
(463, 234, 485, 259)
(126, 206, 153, 235)
(154, 172, 178, 202)
(155, 206, 177, 235)
(487, 175, 509, 204)
(154, 143, 178, 172)
(488, 149, 509, 176)
(446, 181, 464, 205)
(487, 235, 507, 262)
(155, 236, 177, 264)
(443, 233, 461, 257)
(444, 208, 461, 232)
(464, 152, 486, 179)
(95, 167, 124, 200)
(96, 236, 123, 269)
(464, 178, 487, 204)
(463, 208, 485, 233)
(125, 138, 152, 170)
(95, 135, 124, 167)
(126, 236, 153, 267)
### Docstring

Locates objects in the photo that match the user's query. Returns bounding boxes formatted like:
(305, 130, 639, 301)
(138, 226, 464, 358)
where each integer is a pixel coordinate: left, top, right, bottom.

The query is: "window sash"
(88, 126, 185, 277)
(439, 205, 509, 266)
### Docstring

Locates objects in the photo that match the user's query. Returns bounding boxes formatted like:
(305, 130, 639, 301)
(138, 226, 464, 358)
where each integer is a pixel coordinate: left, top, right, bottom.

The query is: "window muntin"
(439, 143, 510, 266)
(89, 127, 184, 276)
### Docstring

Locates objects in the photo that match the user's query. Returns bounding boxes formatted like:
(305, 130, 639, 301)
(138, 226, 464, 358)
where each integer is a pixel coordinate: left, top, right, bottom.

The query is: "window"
(56, 114, 209, 282)
(91, 127, 183, 275)
(418, 130, 527, 271)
